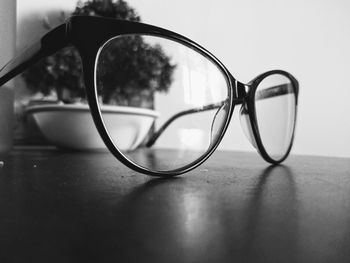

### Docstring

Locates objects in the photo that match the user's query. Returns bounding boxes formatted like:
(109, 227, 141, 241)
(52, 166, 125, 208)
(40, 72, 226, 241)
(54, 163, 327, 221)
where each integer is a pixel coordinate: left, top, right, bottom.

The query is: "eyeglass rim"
(245, 70, 299, 164)
(69, 16, 237, 176)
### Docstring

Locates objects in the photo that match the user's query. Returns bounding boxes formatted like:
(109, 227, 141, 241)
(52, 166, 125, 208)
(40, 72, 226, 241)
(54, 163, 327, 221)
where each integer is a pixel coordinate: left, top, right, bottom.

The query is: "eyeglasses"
(0, 16, 299, 176)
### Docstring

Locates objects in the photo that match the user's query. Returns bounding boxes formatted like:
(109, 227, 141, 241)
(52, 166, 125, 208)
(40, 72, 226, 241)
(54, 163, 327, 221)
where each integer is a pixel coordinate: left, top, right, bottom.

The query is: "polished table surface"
(0, 149, 350, 263)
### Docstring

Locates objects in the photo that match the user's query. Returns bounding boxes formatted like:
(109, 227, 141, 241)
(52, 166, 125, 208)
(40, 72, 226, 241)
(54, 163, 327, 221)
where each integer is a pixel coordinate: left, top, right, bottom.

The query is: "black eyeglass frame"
(0, 16, 299, 177)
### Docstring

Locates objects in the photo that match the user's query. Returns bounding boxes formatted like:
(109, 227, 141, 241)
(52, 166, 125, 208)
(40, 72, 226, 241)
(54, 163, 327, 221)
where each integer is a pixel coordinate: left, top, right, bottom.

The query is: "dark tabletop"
(0, 149, 350, 263)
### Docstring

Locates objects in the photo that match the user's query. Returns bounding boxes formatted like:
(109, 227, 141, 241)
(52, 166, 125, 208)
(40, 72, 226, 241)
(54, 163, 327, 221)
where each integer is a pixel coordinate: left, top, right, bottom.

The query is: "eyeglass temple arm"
(145, 101, 226, 147)
(145, 82, 292, 147)
(254, 83, 294, 101)
(0, 24, 67, 87)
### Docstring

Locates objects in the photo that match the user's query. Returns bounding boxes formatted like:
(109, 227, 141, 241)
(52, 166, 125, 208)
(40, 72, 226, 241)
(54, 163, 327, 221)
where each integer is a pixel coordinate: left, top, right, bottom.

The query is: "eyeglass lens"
(95, 34, 230, 172)
(254, 74, 296, 161)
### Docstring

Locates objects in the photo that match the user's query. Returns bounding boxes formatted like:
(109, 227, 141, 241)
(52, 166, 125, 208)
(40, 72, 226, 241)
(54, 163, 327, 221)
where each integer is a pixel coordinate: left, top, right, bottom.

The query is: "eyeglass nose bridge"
(234, 80, 247, 102)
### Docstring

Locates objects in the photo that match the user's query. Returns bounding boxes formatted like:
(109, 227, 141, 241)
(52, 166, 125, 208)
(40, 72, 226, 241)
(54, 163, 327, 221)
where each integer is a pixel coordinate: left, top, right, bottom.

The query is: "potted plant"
(22, 0, 176, 150)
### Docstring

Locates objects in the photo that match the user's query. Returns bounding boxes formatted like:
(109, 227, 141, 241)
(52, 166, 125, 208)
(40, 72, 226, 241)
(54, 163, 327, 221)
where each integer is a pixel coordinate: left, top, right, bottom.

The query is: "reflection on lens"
(95, 34, 229, 172)
(254, 74, 296, 161)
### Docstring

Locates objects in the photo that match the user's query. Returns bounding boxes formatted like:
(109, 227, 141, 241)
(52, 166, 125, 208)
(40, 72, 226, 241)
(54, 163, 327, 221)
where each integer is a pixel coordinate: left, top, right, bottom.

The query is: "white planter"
(26, 104, 159, 151)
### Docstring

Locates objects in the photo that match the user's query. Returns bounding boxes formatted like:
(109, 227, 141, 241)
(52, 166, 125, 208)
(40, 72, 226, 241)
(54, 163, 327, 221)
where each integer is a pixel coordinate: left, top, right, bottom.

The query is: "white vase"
(26, 104, 159, 151)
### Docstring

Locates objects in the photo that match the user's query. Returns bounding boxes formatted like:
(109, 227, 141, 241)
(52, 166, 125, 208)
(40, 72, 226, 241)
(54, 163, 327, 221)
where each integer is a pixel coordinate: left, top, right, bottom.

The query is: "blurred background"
(5, 0, 350, 157)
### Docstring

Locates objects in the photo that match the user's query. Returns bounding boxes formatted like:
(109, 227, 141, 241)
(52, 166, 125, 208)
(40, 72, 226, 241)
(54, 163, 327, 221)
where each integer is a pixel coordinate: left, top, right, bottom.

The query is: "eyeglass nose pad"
(210, 102, 228, 145)
(239, 104, 258, 149)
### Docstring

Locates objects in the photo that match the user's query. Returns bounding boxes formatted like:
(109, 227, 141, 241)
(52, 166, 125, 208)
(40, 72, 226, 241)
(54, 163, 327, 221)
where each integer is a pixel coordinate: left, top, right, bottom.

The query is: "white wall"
(16, 0, 350, 157)
(0, 0, 16, 153)
(17, 0, 76, 49)
(0, 0, 16, 65)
